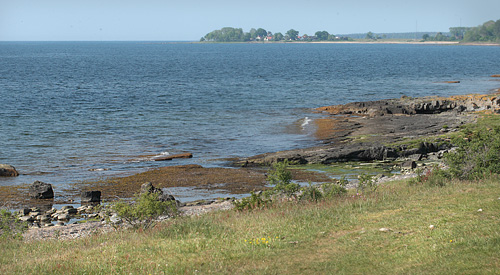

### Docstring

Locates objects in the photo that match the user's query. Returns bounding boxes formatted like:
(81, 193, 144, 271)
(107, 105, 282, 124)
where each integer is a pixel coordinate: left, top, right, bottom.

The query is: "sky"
(1, 0, 499, 41)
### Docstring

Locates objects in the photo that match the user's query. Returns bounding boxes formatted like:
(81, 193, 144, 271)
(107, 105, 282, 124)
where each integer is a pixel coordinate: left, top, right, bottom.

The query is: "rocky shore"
(236, 92, 500, 166)
(5, 90, 500, 241)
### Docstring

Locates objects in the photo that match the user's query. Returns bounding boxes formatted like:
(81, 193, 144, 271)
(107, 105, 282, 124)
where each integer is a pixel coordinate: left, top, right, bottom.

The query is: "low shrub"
(408, 166, 448, 187)
(322, 181, 347, 198)
(233, 191, 271, 211)
(300, 182, 323, 202)
(445, 127, 500, 180)
(267, 160, 300, 197)
(112, 192, 178, 229)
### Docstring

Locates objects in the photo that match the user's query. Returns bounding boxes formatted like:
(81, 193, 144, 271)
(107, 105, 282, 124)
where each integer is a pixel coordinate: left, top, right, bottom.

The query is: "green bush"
(300, 182, 323, 202)
(409, 166, 448, 187)
(445, 127, 500, 180)
(0, 209, 27, 240)
(112, 192, 178, 229)
(233, 191, 270, 211)
(267, 160, 300, 197)
(322, 181, 347, 198)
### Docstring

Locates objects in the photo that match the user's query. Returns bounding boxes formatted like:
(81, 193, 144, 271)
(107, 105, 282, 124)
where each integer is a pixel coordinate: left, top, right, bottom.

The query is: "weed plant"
(356, 173, 377, 194)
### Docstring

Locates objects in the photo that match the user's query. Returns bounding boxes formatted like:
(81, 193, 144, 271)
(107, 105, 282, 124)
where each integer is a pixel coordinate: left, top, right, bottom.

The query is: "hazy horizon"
(1, 0, 499, 41)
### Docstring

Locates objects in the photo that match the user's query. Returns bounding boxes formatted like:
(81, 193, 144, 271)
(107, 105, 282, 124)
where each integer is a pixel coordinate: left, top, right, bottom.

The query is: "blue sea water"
(1, 42, 500, 193)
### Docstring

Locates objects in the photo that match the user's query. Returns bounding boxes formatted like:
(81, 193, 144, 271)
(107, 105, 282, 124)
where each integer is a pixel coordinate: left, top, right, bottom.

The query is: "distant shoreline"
(196, 40, 500, 46)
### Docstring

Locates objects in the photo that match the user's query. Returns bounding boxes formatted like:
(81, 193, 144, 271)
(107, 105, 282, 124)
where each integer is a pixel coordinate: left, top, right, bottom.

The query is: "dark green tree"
(203, 27, 245, 42)
(274, 32, 284, 41)
(315, 30, 330, 41)
(365, 31, 375, 40)
(286, 29, 299, 40)
(255, 28, 268, 39)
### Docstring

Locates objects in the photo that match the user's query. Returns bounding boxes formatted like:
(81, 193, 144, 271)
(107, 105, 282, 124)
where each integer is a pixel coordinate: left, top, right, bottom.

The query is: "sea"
(1, 42, 500, 199)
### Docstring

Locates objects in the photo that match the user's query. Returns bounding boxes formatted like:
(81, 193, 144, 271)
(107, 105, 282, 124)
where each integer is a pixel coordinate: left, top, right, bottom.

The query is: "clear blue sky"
(1, 0, 499, 41)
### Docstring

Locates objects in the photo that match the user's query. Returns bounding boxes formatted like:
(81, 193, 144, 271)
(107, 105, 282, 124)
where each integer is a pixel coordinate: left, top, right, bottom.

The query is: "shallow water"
(1, 42, 499, 195)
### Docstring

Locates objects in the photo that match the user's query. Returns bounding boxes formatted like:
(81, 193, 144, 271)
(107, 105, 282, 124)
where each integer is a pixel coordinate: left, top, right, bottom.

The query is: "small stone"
(88, 213, 99, 219)
(379, 228, 392, 232)
(478, 209, 483, 212)
(429, 225, 435, 229)
(63, 208, 78, 215)
(57, 213, 70, 221)
(46, 208, 57, 215)
(19, 215, 34, 222)
(109, 214, 122, 224)
(56, 221, 65, 226)
(19, 208, 31, 216)
(39, 215, 51, 222)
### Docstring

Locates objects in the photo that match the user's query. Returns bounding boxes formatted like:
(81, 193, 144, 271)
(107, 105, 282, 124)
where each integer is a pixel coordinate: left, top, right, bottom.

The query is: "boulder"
(28, 181, 54, 199)
(81, 191, 101, 204)
(140, 182, 176, 202)
(401, 160, 417, 170)
(0, 164, 19, 177)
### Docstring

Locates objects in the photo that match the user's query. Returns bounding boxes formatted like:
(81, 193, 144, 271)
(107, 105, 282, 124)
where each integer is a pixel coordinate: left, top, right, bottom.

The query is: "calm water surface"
(1, 42, 499, 198)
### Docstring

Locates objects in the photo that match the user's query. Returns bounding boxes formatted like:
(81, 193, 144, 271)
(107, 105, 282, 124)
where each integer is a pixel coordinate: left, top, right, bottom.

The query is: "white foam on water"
(301, 117, 312, 129)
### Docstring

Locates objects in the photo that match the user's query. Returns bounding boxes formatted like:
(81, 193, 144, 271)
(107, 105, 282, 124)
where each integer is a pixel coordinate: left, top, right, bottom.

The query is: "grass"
(1, 176, 499, 274)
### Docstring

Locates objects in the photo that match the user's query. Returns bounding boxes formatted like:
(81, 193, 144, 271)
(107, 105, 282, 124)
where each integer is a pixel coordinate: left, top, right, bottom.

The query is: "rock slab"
(0, 164, 19, 177)
(153, 153, 193, 161)
(29, 181, 54, 199)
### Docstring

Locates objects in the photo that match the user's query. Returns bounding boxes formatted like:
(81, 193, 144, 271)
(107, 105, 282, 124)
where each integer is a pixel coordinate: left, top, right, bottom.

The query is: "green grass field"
(1, 176, 499, 274)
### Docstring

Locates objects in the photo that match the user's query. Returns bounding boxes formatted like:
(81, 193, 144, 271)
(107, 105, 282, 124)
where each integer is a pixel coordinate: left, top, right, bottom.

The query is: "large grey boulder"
(0, 164, 19, 177)
(29, 181, 54, 199)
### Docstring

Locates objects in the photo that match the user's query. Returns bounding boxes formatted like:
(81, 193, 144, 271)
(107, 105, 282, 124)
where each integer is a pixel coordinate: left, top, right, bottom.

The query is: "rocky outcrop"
(28, 181, 54, 199)
(317, 94, 500, 117)
(239, 141, 450, 166)
(0, 164, 19, 177)
(237, 93, 496, 166)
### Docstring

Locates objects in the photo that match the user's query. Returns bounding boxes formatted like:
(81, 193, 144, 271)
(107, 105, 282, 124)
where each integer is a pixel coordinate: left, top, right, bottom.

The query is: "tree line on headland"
(201, 19, 500, 43)
(200, 27, 351, 42)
